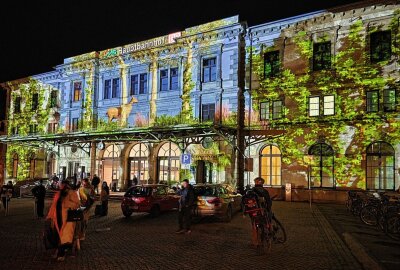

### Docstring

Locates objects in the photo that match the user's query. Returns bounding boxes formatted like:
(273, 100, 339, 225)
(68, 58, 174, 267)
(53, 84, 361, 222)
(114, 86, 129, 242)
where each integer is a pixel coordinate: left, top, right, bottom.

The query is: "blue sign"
(181, 154, 191, 165)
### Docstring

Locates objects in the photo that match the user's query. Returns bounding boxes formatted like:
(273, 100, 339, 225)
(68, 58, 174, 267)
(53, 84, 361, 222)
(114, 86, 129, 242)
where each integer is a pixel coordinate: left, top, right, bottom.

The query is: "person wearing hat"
(46, 179, 80, 261)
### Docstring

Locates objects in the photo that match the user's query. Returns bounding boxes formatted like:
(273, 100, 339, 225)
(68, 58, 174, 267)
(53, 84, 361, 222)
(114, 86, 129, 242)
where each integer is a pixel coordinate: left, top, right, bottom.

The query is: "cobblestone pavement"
(317, 203, 400, 270)
(0, 198, 361, 270)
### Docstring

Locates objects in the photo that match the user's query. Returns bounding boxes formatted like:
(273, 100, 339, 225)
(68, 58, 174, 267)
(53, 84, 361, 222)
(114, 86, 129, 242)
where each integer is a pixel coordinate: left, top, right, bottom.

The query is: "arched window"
(260, 145, 282, 186)
(158, 142, 181, 184)
(29, 153, 36, 179)
(308, 142, 335, 188)
(12, 153, 18, 178)
(129, 143, 149, 183)
(102, 144, 121, 188)
(47, 152, 57, 176)
(366, 141, 395, 190)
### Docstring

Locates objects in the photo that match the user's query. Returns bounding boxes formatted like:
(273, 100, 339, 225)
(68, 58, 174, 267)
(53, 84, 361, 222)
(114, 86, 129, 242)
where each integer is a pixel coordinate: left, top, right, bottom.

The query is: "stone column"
(149, 59, 158, 125)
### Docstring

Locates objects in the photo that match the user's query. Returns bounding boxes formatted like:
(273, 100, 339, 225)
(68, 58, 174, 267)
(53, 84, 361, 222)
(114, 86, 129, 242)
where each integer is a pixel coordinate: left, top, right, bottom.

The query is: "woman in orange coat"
(46, 179, 80, 261)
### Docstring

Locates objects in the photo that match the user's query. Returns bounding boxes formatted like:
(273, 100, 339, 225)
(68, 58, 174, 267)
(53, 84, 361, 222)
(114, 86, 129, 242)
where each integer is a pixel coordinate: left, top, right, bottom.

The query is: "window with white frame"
(309, 96, 320, 117)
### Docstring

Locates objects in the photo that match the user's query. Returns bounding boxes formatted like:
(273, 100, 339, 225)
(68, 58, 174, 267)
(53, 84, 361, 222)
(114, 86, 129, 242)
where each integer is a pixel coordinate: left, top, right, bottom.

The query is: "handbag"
(67, 208, 84, 222)
(43, 220, 59, 249)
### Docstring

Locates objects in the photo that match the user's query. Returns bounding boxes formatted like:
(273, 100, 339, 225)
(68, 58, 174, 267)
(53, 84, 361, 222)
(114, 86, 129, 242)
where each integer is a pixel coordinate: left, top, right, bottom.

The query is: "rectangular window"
(71, 118, 79, 132)
(50, 90, 58, 108)
(130, 75, 139, 95)
(170, 68, 178, 90)
(202, 103, 215, 122)
(264, 51, 280, 78)
(323, 95, 335, 116)
(14, 97, 21, 113)
(370, 31, 391, 63)
(313, 42, 331, 71)
(366, 91, 379, 112)
(73, 81, 82, 102)
(112, 78, 120, 98)
(32, 93, 39, 111)
(272, 100, 283, 119)
(48, 123, 57, 134)
(29, 124, 38, 134)
(160, 69, 168, 91)
(203, 58, 217, 83)
(104, 79, 111, 99)
(309, 96, 320, 116)
(383, 89, 396, 112)
(260, 102, 270, 120)
(139, 73, 148, 94)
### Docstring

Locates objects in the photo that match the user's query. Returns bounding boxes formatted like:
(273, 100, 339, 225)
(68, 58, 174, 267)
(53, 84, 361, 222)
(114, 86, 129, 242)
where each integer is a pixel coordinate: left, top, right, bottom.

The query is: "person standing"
(91, 174, 100, 195)
(78, 178, 94, 240)
(1, 181, 14, 214)
(100, 182, 110, 216)
(46, 179, 80, 261)
(176, 179, 195, 234)
(32, 180, 46, 218)
(132, 175, 138, 186)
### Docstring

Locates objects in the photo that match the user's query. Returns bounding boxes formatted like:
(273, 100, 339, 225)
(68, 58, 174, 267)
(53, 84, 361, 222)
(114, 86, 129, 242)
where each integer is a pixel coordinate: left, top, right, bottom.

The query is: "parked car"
(19, 179, 51, 197)
(121, 184, 180, 217)
(193, 184, 242, 222)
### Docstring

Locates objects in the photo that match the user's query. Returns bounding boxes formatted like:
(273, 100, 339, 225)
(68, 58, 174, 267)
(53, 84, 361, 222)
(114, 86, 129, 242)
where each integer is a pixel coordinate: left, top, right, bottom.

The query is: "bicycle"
(246, 207, 286, 255)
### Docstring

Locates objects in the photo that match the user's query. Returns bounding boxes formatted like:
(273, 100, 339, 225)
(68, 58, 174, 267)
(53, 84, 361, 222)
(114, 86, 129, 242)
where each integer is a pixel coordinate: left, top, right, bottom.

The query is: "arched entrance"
(102, 144, 121, 189)
(308, 142, 335, 188)
(29, 153, 36, 179)
(128, 143, 149, 184)
(157, 142, 181, 184)
(366, 141, 395, 190)
(259, 145, 282, 186)
(12, 153, 18, 178)
(47, 152, 57, 177)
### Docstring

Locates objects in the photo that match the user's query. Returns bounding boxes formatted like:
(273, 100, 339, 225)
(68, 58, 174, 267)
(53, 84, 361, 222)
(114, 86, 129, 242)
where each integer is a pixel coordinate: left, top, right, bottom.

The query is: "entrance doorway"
(102, 144, 121, 190)
(128, 143, 149, 184)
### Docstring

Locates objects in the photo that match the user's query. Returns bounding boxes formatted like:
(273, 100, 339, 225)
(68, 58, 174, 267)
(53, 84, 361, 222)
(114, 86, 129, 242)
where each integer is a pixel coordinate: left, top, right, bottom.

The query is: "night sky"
(0, 0, 365, 83)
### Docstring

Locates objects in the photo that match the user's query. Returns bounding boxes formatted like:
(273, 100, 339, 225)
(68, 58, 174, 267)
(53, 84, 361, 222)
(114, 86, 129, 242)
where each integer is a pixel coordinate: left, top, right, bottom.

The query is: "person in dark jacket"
(32, 180, 46, 218)
(100, 182, 110, 216)
(176, 179, 195, 234)
(91, 174, 100, 195)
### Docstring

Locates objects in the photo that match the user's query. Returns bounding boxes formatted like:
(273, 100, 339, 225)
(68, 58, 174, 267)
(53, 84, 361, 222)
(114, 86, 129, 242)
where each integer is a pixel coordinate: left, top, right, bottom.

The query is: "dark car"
(121, 184, 180, 217)
(193, 184, 242, 222)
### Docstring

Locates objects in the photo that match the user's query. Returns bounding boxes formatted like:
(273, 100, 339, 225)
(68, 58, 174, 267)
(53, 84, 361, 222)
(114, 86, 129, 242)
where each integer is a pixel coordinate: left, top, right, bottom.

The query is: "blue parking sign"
(181, 154, 191, 165)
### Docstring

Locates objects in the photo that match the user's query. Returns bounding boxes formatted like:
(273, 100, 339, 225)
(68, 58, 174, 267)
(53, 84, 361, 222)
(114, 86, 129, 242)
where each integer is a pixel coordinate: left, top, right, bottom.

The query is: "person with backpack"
(32, 180, 46, 218)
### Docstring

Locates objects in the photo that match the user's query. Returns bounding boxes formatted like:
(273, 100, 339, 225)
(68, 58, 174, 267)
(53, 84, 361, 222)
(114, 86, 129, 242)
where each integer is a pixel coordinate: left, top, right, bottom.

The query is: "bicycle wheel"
(386, 215, 400, 241)
(272, 216, 287, 243)
(360, 205, 378, 226)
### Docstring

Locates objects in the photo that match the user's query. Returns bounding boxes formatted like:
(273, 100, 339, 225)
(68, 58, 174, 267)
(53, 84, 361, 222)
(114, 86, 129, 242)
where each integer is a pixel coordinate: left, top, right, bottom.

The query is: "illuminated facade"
(0, 1, 399, 200)
(0, 87, 8, 185)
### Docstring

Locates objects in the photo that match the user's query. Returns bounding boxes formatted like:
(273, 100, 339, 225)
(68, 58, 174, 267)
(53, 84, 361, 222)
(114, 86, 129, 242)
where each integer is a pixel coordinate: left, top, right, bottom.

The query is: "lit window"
(264, 51, 280, 78)
(260, 102, 269, 120)
(139, 73, 148, 94)
(73, 81, 82, 102)
(309, 97, 320, 117)
(370, 31, 391, 63)
(323, 95, 335, 116)
(202, 103, 215, 122)
(130, 75, 139, 95)
(366, 91, 379, 112)
(170, 68, 178, 90)
(272, 100, 283, 119)
(32, 93, 39, 111)
(383, 89, 396, 112)
(203, 58, 217, 83)
(104, 79, 111, 99)
(112, 78, 120, 98)
(160, 69, 168, 91)
(313, 42, 331, 71)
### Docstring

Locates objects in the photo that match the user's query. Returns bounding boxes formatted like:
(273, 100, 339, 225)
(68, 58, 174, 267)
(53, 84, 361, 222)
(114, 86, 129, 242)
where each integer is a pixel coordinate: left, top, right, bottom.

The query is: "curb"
(343, 232, 383, 270)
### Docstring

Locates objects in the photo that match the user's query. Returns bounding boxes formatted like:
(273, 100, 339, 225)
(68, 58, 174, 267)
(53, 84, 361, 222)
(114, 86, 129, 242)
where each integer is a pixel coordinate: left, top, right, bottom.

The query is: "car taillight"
(133, 197, 146, 203)
(207, 198, 221, 205)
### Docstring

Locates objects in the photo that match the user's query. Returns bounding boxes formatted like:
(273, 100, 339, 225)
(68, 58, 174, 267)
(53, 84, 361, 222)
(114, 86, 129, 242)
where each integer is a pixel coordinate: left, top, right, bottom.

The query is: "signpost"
(181, 154, 191, 165)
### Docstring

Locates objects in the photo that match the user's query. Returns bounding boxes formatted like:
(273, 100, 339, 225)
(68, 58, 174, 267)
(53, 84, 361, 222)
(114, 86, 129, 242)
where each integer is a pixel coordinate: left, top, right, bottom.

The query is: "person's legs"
(184, 207, 192, 231)
(178, 209, 184, 230)
(37, 198, 44, 217)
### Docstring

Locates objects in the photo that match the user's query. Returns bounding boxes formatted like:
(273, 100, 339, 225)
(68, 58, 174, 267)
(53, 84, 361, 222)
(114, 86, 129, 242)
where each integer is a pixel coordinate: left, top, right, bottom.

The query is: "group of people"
(42, 175, 110, 261)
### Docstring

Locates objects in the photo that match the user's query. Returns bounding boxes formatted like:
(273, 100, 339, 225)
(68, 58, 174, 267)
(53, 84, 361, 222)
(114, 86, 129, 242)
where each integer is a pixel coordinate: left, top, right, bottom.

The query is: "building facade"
(0, 86, 9, 185)
(0, 1, 399, 201)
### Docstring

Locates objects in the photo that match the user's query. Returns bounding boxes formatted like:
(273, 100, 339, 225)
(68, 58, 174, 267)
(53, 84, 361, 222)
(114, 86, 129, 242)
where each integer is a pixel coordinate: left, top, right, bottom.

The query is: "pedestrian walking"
(176, 179, 195, 234)
(32, 179, 46, 218)
(1, 181, 14, 215)
(46, 179, 80, 261)
(100, 182, 110, 216)
(91, 174, 100, 195)
(132, 175, 138, 186)
(78, 178, 95, 240)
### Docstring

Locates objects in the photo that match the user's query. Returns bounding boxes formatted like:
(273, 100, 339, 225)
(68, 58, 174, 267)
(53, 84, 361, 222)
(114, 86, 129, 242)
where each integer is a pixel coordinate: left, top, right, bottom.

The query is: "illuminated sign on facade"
(99, 32, 182, 59)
